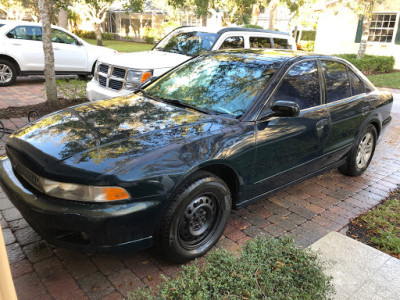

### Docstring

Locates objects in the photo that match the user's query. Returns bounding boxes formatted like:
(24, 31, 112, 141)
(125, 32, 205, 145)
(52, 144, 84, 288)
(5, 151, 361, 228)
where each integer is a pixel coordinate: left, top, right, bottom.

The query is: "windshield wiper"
(162, 98, 211, 115)
(139, 90, 210, 115)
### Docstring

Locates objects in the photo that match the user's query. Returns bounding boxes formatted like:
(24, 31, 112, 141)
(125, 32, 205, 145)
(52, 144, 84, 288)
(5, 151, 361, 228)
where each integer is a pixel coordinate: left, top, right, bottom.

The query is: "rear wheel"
(0, 60, 17, 86)
(338, 124, 377, 176)
(156, 171, 231, 263)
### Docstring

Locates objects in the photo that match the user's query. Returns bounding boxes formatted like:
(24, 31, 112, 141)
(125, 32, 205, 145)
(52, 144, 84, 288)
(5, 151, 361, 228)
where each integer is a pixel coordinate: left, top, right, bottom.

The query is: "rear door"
(252, 59, 329, 197)
(5, 25, 44, 71)
(319, 60, 368, 165)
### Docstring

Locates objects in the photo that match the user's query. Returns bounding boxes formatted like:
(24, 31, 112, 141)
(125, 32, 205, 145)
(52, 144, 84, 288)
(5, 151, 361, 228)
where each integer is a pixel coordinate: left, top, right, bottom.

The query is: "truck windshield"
(154, 30, 219, 57)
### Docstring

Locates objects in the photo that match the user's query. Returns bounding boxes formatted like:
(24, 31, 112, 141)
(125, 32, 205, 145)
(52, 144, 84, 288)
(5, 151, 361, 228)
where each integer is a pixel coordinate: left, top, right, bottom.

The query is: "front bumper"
(86, 79, 133, 101)
(0, 157, 166, 253)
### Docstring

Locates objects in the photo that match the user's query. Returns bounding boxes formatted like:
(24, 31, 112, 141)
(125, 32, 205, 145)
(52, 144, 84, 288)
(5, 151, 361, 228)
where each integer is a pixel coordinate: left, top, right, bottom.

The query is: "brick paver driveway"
(1, 83, 400, 299)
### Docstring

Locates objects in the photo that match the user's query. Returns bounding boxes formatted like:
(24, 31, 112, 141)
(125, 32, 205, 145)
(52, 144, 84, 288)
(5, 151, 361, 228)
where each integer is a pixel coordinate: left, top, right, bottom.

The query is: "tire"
(156, 171, 231, 263)
(338, 124, 377, 176)
(0, 59, 17, 87)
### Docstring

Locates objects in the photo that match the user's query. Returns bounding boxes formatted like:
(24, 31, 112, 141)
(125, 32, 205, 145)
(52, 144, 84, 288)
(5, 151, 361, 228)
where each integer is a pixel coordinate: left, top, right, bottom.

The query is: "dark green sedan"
(0, 50, 393, 263)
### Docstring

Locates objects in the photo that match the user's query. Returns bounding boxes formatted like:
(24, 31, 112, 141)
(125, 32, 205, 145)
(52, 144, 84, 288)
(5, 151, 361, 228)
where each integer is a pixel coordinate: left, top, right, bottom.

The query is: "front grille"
(98, 75, 107, 87)
(95, 63, 128, 91)
(99, 64, 109, 74)
(109, 80, 123, 90)
(112, 67, 126, 78)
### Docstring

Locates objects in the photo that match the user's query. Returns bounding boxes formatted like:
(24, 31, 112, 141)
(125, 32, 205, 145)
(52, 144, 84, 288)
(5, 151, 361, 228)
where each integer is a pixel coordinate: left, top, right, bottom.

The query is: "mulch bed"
(346, 218, 374, 248)
(0, 98, 87, 119)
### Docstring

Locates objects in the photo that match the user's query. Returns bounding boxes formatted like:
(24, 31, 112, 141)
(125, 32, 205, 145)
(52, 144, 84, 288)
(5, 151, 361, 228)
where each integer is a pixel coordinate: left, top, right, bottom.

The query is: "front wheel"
(156, 171, 231, 263)
(338, 124, 377, 176)
(0, 60, 17, 86)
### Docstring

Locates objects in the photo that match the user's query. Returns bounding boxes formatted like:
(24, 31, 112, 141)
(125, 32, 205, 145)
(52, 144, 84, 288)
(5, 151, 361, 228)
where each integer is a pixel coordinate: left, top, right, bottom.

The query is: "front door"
(51, 29, 88, 72)
(251, 60, 329, 198)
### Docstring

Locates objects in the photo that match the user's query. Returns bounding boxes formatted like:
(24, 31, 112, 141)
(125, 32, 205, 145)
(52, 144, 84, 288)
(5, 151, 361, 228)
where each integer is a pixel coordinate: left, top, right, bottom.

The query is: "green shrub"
(298, 41, 315, 52)
(242, 24, 264, 30)
(298, 30, 316, 41)
(56, 78, 87, 100)
(101, 32, 114, 40)
(129, 237, 334, 299)
(73, 30, 114, 41)
(335, 54, 395, 75)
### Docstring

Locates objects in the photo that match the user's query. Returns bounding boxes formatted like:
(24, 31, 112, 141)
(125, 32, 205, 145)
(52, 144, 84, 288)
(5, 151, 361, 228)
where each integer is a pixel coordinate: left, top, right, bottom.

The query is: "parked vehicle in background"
(0, 49, 392, 263)
(0, 20, 117, 86)
(86, 26, 296, 101)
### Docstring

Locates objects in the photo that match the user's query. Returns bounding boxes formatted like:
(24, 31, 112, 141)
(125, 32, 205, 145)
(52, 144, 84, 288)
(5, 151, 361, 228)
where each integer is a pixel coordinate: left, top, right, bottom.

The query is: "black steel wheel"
(338, 124, 377, 176)
(157, 171, 231, 263)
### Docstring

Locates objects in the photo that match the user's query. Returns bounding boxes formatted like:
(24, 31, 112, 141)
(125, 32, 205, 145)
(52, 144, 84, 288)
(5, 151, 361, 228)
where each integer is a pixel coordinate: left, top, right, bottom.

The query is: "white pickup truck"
(86, 26, 296, 101)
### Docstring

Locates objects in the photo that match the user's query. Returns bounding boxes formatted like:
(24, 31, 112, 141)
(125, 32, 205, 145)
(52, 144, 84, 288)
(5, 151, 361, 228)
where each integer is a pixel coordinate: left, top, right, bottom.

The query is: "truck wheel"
(0, 59, 17, 87)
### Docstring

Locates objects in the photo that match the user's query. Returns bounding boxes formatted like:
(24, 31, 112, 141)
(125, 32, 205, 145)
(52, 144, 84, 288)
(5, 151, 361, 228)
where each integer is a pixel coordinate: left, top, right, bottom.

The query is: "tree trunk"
(202, 15, 207, 26)
(293, 26, 298, 42)
(269, 3, 277, 30)
(94, 23, 103, 46)
(251, 3, 260, 25)
(357, 14, 373, 59)
(58, 8, 68, 29)
(38, 0, 57, 106)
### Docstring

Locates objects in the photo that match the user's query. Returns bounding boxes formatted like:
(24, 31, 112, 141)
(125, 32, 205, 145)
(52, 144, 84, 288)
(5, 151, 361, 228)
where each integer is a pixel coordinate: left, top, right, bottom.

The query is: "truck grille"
(96, 63, 127, 91)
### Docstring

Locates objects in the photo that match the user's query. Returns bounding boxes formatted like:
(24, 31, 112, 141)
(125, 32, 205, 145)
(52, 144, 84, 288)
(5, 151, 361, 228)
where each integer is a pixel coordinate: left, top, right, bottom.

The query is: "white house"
(314, 0, 400, 69)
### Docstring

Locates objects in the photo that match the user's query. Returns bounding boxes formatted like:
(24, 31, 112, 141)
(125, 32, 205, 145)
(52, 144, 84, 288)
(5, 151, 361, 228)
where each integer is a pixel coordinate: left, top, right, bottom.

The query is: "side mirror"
(271, 100, 300, 117)
(259, 100, 300, 121)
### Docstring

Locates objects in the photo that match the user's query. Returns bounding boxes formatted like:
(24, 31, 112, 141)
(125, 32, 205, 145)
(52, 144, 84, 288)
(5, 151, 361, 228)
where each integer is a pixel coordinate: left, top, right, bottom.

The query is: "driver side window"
(270, 60, 321, 110)
(51, 29, 78, 45)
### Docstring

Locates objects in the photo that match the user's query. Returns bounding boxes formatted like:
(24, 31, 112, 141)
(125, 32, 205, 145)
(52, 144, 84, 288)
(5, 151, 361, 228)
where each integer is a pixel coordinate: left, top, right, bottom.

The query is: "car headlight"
(125, 69, 152, 90)
(42, 178, 131, 202)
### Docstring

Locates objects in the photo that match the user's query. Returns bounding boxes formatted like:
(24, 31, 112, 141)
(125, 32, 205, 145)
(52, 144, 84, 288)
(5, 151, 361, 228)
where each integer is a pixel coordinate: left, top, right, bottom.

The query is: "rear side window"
(322, 61, 351, 102)
(219, 36, 244, 49)
(6, 26, 42, 41)
(348, 69, 364, 96)
(250, 37, 272, 48)
(0, 24, 4, 28)
(273, 38, 291, 49)
(271, 60, 321, 110)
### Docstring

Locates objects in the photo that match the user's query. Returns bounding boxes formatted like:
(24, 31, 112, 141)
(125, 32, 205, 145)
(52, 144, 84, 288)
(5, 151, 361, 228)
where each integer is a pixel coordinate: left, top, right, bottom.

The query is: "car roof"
(0, 19, 66, 31)
(175, 26, 291, 37)
(209, 49, 329, 61)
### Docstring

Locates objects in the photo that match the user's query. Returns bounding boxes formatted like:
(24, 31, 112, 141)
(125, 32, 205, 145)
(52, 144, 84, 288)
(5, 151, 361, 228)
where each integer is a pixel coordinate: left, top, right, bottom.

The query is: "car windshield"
(144, 54, 282, 118)
(154, 30, 219, 56)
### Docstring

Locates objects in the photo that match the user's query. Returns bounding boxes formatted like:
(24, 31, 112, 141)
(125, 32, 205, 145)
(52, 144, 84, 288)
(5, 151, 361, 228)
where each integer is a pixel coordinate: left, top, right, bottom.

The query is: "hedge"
(335, 54, 395, 75)
(129, 237, 334, 299)
(72, 30, 114, 41)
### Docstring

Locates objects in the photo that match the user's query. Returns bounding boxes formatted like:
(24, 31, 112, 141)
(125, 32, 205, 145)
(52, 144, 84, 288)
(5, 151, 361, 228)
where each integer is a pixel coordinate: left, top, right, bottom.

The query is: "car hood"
(97, 50, 191, 69)
(6, 95, 234, 181)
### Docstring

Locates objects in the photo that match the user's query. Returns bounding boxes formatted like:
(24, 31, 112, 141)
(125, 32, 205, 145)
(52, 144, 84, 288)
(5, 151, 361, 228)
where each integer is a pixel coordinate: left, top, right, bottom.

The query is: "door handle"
(362, 106, 371, 115)
(53, 47, 60, 50)
(11, 43, 21, 46)
(316, 119, 328, 130)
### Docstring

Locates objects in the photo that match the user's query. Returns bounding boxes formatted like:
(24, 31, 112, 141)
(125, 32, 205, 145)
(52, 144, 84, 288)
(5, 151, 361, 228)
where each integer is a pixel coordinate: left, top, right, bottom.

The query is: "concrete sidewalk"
(311, 232, 400, 299)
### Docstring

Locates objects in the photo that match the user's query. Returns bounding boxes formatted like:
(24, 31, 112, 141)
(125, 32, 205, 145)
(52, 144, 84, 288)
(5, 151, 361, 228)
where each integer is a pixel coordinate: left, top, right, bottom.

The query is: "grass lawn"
(367, 72, 400, 89)
(348, 193, 400, 259)
(84, 38, 154, 52)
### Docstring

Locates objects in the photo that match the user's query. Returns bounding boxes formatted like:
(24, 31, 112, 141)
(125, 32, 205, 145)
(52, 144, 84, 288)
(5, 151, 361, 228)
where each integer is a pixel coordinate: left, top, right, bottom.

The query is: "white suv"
(87, 26, 296, 101)
(0, 20, 116, 86)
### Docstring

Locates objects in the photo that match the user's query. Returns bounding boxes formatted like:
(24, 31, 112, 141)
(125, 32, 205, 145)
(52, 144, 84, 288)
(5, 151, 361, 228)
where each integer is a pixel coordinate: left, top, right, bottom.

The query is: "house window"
(368, 13, 397, 43)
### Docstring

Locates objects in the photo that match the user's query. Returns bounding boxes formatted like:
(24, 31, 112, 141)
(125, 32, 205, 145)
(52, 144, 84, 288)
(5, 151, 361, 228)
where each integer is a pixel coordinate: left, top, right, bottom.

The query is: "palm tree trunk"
(38, 0, 58, 106)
